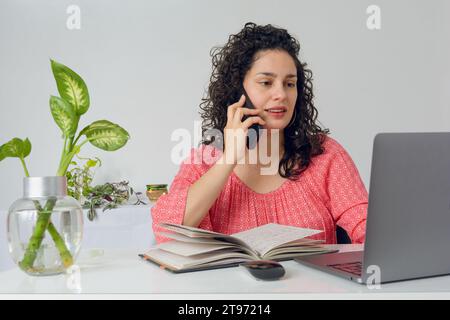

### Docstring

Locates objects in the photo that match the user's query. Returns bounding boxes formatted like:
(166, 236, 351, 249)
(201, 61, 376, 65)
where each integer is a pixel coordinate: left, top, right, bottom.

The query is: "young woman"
(151, 22, 368, 244)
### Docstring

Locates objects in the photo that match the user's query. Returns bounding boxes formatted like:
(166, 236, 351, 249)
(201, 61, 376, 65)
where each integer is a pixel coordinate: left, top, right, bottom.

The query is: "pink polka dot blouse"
(151, 136, 368, 244)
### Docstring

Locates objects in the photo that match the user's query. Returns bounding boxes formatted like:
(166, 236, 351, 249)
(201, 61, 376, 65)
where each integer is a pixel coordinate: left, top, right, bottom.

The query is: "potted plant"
(0, 60, 130, 275)
(66, 156, 146, 221)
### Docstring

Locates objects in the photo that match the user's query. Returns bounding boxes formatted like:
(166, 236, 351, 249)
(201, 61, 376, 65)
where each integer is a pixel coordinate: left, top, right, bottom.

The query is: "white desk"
(0, 204, 155, 272)
(1, 245, 450, 298)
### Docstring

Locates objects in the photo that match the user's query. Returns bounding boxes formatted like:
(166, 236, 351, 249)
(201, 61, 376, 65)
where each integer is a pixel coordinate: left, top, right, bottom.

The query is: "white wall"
(1, 0, 449, 210)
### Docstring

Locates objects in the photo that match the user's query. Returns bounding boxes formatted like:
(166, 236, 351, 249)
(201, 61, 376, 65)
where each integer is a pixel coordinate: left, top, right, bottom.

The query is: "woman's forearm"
(182, 154, 235, 227)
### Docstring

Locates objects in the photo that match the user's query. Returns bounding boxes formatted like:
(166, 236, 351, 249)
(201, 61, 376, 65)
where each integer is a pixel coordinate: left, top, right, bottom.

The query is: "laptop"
(295, 132, 450, 284)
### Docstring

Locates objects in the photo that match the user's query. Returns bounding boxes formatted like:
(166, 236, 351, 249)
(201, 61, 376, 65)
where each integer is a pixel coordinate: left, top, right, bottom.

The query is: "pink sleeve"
(150, 146, 215, 244)
(325, 141, 368, 244)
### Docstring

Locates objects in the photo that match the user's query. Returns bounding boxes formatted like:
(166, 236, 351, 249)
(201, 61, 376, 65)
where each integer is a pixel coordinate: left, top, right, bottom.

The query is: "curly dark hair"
(199, 22, 329, 180)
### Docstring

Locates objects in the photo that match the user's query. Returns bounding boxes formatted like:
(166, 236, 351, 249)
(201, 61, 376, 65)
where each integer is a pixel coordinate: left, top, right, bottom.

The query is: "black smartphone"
(241, 90, 261, 149)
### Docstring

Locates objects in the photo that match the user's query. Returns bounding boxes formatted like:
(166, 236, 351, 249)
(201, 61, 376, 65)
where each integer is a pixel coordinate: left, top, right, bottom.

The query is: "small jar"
(7, 176, 83, 276)
(146, 184, 168, 203)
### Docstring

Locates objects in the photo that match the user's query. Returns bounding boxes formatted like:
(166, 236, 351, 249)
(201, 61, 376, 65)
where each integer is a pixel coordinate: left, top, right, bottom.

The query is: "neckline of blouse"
(230, 171, 291, 196)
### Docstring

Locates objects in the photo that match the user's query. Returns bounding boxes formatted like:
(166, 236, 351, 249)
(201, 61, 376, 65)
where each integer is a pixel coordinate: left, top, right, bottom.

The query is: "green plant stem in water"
(47, 221, 73, 267)
(20, 202, 74, 272)
(19, 157, 75, 271)
(33, 200, 74, 267)
(19, 199, 56, 272)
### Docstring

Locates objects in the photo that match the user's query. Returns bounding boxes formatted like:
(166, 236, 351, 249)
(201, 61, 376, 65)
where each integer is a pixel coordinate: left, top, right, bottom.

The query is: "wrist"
(217, 153, 237, 170)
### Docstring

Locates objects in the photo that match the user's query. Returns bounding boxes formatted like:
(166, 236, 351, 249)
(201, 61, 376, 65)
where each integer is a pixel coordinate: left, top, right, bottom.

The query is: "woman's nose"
(271, 83, 288, 101)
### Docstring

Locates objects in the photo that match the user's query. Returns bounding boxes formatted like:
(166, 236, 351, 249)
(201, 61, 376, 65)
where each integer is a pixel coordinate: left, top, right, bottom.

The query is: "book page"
(157, 240, 248, 257)
(143, 248, 253, 270)
(160, 222, 225, 237)
(232, 223, 323, 257)
(265, 246, 337, 260)
(159, 223, 255, 252)
(157, 231, 227, 245)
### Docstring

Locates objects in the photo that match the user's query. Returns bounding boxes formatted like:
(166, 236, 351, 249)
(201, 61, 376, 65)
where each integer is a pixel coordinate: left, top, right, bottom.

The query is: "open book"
(139, 222, 337, 273)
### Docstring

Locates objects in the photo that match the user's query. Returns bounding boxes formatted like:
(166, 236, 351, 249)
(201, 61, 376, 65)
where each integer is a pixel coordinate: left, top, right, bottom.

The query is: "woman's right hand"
(222, 94, 266, 164)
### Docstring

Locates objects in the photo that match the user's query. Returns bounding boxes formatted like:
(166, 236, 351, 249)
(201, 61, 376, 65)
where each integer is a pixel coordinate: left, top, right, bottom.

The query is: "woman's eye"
(287, 82, 296, 88)
(259, 81, 271, 86)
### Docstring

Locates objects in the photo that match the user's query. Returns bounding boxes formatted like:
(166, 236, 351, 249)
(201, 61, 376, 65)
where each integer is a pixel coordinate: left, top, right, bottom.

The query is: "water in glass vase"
(7, 176, 83, 276)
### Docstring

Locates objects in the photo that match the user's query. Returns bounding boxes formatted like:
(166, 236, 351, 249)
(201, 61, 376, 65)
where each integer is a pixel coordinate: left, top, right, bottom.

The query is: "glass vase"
(7, 176, 83, 276)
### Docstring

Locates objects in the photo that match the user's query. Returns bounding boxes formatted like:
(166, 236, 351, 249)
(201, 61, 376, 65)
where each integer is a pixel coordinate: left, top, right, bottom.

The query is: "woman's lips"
(264, 107, 287, 119)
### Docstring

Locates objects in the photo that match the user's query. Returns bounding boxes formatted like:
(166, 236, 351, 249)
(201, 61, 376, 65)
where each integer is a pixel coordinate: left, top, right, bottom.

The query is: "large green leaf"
(78, 120, 114, 137)
(80, 120, 130, 151)
(49, 96, 77, 138)
(22, 138, 32, 158)
(0, 138, 32, 162)
(51, 59, 90, 116)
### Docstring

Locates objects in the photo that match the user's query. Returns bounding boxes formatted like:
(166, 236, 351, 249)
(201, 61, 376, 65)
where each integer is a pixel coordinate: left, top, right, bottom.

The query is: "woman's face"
(243, 49, 298, 130)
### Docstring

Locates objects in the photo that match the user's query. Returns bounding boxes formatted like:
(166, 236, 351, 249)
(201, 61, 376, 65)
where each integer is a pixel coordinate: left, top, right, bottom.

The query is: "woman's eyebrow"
(255, 72, 297, 78)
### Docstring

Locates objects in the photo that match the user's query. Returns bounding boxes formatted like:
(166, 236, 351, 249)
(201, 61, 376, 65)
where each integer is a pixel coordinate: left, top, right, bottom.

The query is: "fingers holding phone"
(224, 95, 265, 164)
(227, 95, 265, 129)
(233, 107, 264, 128)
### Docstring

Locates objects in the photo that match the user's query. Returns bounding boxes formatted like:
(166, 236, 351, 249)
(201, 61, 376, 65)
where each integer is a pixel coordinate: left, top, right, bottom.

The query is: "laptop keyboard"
(328, 262, 362, 276)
